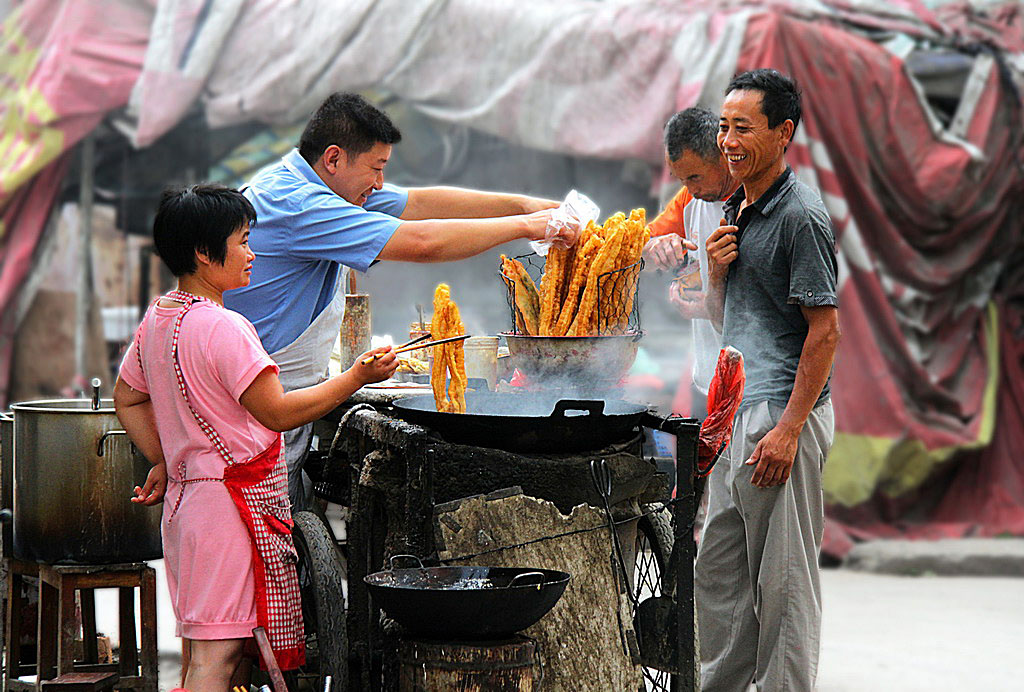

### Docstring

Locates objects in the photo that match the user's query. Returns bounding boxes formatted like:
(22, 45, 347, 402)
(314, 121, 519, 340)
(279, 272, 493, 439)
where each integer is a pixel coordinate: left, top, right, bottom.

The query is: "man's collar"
(723, 166, 795, 218)
(284, 148, 325, 187)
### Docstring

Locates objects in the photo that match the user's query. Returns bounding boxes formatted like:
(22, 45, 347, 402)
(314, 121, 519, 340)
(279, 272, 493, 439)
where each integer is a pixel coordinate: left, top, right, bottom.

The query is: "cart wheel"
(292, 510, 348, 691)
(633, 505, 674, 692)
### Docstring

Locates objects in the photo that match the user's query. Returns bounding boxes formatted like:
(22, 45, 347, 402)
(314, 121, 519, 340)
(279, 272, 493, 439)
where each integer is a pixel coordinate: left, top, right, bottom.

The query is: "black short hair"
(725, 69, 802, 133)
(664, 107, 720, 163)
(298, 93, 402, 165)
(152, 185, 256, 277)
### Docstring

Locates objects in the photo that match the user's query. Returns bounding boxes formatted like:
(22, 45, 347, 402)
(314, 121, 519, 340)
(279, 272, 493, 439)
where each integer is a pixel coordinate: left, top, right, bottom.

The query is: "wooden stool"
(4, 558, 40, 692)
(398, 636, 541, 691)
(40, 672, 118, 692)
(33, 563, 158, 692)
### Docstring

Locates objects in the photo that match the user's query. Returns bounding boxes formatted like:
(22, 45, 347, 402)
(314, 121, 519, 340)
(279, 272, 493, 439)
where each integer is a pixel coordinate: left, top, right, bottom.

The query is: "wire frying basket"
(500, 253, 643, 336)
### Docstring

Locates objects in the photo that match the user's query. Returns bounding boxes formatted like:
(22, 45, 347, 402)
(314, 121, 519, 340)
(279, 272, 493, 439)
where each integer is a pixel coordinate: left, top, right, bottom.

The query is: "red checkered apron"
(134, 291, 305, 670)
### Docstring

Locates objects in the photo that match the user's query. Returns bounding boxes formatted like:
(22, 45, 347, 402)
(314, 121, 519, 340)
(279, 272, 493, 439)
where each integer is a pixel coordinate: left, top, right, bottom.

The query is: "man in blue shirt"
(225, 92, 565, 509)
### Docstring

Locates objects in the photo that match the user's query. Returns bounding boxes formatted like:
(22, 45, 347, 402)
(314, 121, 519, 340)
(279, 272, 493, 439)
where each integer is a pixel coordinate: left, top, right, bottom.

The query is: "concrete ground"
(91, 555, 1023, 691)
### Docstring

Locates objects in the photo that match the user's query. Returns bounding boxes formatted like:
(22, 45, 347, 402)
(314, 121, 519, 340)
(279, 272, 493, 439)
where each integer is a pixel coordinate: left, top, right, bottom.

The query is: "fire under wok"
(390, 391, 649, 453)
(364, 557, 571, 640)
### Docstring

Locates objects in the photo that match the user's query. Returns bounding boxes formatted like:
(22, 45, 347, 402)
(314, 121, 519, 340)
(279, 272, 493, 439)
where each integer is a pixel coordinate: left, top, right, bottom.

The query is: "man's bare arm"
(402, 187, 558, 220)
(378, 211, 559, 262)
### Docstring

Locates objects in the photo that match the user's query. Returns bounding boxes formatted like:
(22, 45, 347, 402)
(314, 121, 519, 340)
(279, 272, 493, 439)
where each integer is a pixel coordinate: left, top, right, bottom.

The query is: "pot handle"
(97, 430, 136, 457)
(508, 571, 546, 589)
(388, 554, 425, 571)
(551, 400, 605, 418)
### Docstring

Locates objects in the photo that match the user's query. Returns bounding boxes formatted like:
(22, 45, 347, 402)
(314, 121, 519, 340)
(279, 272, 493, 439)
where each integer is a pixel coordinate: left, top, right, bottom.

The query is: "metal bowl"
(501, 332, 642, 389)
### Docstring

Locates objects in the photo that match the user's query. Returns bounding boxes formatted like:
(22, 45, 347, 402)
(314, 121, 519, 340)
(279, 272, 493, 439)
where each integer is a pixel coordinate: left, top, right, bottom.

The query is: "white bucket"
(463, 336, 500, 390)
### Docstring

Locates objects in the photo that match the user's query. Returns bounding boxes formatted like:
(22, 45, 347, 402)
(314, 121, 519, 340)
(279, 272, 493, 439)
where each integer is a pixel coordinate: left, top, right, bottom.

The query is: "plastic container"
(463, 336, 500, 390)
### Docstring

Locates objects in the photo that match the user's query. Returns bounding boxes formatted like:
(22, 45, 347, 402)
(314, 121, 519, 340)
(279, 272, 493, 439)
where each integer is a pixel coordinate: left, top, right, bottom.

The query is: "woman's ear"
(194, 249, 213, 268)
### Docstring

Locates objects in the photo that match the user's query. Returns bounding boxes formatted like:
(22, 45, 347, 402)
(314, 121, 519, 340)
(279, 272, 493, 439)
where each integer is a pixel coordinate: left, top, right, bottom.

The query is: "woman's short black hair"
(152, 185, 256, 277)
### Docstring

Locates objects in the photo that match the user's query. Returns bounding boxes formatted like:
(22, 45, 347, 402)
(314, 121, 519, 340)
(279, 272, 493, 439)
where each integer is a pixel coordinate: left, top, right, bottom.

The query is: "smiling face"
(668, 149, 736, 202)
(320, 142, 392, 206)
(209, 224, 255, 291)
(717, 89, 793, 194)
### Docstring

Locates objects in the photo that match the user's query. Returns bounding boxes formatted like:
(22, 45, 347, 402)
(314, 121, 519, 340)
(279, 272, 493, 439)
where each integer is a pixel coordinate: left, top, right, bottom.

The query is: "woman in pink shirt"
(114, 185, 397, 692)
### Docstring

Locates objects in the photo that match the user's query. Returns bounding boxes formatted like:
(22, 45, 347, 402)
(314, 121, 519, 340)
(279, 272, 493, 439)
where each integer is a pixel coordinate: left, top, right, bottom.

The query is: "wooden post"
(74, 134, 96, 391)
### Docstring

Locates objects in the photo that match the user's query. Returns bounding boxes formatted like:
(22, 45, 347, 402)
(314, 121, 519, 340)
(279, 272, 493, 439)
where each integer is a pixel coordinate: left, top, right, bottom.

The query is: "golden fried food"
(396, 356, 429, 374)
(429, 284, 467, 413)
(538, 244, 573, 336)
(502, 208, 647, 336)
(501, 255, 541, 335)
(569, 224, 627, 336)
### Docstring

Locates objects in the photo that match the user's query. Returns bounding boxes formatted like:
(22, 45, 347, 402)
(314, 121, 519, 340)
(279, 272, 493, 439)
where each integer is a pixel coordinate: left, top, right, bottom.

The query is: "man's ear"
(322, 145, 344, 174)
(779, 119, 795, 148)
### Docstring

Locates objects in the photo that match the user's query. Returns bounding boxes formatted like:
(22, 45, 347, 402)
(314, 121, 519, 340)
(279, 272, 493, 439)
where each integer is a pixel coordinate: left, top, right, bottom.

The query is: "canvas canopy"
(1, 0, 1022, 554)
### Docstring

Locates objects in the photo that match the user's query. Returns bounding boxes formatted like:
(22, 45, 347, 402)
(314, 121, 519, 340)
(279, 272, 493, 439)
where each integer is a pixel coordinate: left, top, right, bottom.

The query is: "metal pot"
(501, 332, 641, 390)
(11, 398, 162, 564)
(365, 556, 570, 640)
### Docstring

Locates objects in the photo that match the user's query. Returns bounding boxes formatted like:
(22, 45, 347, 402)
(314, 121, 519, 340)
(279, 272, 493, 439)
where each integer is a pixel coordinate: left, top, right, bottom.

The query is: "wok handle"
(388, 554, 425, 570)
(551, 399, 605, 418)
(508, 571, 546, 589)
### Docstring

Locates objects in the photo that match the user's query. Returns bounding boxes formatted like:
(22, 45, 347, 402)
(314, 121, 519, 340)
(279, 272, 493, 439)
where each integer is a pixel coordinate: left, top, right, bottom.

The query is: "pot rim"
(11, 398, 115, 414)
(500, 331, 643, 342)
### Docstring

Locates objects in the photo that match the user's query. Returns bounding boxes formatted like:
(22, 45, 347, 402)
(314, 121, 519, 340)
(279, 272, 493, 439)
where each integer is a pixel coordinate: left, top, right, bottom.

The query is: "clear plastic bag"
(529, 189, 599, 256)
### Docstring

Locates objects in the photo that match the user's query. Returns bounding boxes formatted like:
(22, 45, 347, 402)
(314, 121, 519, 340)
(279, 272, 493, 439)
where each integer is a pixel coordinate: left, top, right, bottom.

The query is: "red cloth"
(698, 347, 745, 476)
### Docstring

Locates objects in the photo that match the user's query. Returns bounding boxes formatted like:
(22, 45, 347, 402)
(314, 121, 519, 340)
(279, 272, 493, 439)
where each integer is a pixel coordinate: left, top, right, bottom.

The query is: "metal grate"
(501, 253, 643, 335)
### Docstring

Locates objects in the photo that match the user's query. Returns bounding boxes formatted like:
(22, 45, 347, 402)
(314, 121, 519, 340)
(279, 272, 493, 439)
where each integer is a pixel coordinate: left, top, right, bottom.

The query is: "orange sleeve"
(647, 187, 693, 239)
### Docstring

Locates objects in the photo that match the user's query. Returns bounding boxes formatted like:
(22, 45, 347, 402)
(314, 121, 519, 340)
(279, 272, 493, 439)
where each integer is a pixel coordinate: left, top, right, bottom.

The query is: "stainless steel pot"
(501, 332, 642, 389)
(11, 398, 162, 564)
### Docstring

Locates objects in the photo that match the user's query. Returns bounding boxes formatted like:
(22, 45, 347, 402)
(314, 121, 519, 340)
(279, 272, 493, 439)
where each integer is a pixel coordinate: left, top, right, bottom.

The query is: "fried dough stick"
(430, 284, 453, 412)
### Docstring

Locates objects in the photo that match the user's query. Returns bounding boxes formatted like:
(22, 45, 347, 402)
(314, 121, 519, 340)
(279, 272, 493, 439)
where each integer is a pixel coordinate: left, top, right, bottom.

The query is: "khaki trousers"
(695, 399, 834, 692)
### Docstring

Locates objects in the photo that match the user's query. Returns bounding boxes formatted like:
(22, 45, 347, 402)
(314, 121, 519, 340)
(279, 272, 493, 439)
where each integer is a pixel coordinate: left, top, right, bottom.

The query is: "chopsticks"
(360, 334, 471, 365)
(360, 332, 431, 365)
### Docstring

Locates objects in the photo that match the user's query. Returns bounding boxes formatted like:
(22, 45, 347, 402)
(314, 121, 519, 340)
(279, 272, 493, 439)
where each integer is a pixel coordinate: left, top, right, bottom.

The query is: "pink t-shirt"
(120, 300, 280, 639)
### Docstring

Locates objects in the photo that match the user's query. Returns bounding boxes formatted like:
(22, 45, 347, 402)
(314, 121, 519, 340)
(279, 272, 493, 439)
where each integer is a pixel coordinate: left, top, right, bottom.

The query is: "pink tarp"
(2, 0, 1022, 553)
(0, 0, 151, 400)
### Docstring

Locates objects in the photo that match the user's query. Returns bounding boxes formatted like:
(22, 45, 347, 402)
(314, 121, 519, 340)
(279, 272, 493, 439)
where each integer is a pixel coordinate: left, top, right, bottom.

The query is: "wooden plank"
(139, 568, 158, 692)
(38, 579, 59, 686)
(6, 566, 25, 686)
(41, 671, 118, 692)
(117, 588, 137, 678)
(81, 590, 98, 664)
(56, 575, 77, 675)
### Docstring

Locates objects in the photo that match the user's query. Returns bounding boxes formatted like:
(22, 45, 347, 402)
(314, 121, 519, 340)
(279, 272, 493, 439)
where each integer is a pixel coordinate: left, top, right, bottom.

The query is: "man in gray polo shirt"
(700, 69, 841, 692)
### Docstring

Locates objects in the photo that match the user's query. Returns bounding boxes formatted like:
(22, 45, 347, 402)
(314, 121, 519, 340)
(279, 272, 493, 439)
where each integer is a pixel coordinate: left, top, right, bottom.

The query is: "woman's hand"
(352, 346, 399, 385)
(131, 463, 167, 505)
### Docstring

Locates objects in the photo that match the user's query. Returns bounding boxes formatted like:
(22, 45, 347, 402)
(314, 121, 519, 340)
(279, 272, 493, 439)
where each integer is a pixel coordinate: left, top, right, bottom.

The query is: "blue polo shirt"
(224, 149, 407, 354)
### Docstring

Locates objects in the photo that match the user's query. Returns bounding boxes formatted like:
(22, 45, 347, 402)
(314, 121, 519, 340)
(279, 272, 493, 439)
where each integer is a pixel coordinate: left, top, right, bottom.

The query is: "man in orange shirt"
(645, 107, 740, 412)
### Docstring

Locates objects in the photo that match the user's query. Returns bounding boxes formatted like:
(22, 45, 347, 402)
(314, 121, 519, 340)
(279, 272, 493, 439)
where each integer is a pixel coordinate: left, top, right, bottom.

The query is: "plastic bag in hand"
(529, 189, 599, 256)
(697, 346, 745, 476)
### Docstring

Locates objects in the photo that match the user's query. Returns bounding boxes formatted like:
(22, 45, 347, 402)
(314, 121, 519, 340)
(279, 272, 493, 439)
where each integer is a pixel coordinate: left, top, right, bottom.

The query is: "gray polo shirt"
(721, 167, 837, 411)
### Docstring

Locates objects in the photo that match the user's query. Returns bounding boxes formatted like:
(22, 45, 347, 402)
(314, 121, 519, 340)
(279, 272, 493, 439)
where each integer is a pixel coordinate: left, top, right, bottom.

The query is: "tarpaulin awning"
(2, 0, 1023, 554)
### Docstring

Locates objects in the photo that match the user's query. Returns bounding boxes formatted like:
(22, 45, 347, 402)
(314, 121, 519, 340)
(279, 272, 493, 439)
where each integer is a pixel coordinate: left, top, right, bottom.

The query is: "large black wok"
(364, 557, 570, 640)
(390, 391, 648, 453)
